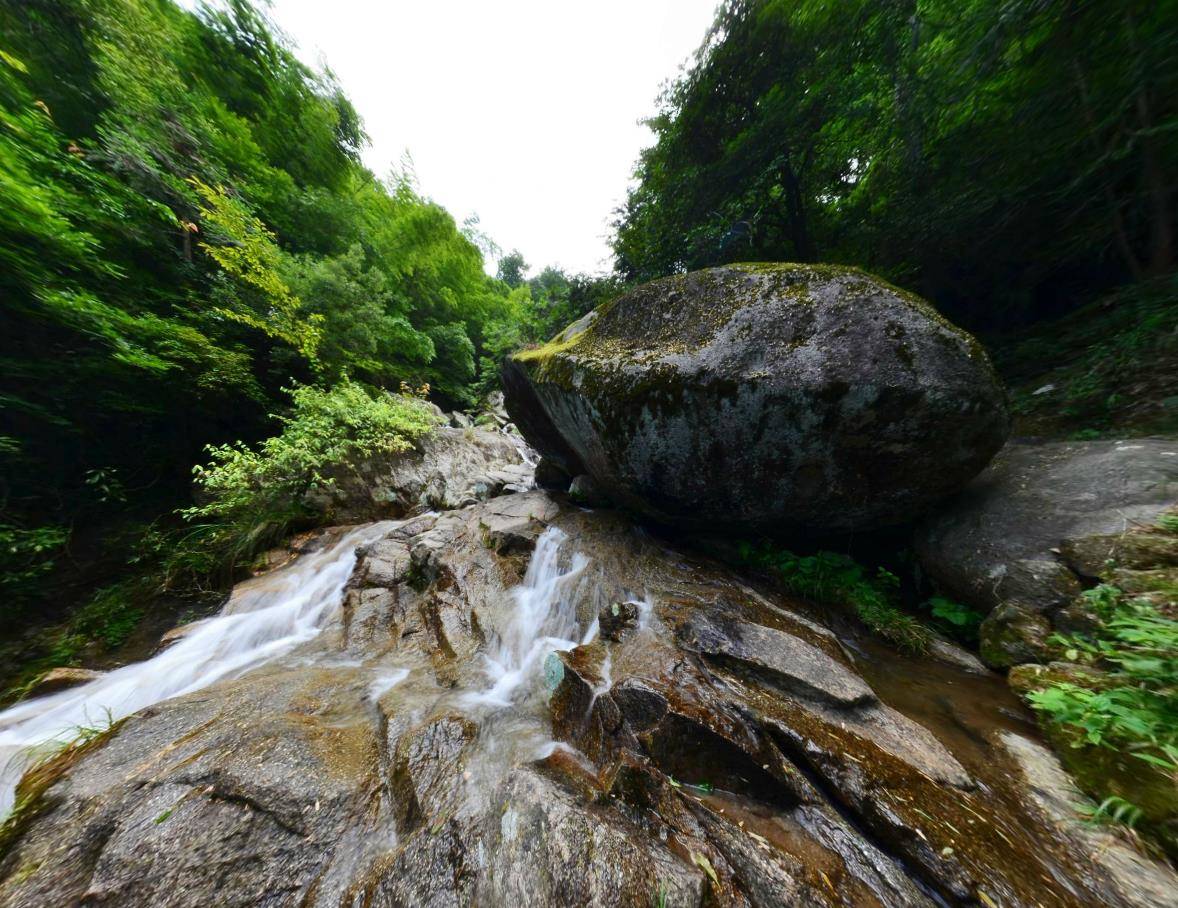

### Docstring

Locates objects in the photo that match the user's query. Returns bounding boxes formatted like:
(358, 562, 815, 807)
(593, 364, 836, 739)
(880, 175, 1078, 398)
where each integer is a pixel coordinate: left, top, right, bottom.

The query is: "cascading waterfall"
(502, 429, 538, 470)
(0, 521, 632, 824)
(0, 520, 396, 818)
(462, 526, 593, 708)
(444, 525, 614, 804)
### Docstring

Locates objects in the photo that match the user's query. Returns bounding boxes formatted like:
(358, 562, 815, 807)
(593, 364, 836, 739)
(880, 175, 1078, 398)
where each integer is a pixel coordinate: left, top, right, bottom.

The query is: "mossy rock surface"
(504, 263, 1009, 532)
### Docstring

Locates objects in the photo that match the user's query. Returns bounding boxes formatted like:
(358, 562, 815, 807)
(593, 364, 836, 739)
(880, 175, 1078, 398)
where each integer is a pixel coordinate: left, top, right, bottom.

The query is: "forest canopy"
(612, 0, 1178, 332)
(0, 0, 604, 633)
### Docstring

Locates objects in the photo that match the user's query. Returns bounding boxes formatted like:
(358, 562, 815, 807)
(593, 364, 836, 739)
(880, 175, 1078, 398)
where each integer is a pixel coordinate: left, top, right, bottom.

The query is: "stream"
(0, 495, 1172, 907)
(0, 521, 396, 817)
(0, 522, 602, 821)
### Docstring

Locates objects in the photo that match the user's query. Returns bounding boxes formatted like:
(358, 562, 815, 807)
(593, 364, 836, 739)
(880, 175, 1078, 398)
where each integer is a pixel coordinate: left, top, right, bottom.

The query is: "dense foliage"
(614, 0, 1177, 332)
(178, 380, 439, 585)
(0, 0, 539, 628)
(475, 250, 626, 396)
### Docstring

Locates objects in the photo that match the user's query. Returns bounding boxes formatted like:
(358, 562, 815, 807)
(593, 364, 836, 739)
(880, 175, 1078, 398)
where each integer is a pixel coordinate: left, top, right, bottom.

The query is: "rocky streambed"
(1, 487, 1173, 907)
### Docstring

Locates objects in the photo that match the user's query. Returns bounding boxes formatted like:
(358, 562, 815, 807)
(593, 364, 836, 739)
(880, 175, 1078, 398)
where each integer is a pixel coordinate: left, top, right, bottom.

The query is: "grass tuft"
(0, 713, 124, 861)
(734, 543, 934, 653)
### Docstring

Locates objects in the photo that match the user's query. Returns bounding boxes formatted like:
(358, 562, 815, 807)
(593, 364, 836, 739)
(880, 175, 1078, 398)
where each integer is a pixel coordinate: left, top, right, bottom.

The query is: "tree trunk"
(1139, 98, 1174, 275)
(1126, 8, 1174, 274)
(1069, 59, 1143, 280)
(780, 157, 815, 262)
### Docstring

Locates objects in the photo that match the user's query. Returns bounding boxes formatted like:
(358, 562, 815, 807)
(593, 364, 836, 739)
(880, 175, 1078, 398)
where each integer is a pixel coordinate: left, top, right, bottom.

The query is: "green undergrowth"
(1, 381, 441, 703)
(1029, 585, 1177, 773)
(994, 276, 1178, 439)
(176, 380, 439, 586)
(733, 543, 979, 654)
(0, 573, 161, 706)
(1025, 583, 1178, 853)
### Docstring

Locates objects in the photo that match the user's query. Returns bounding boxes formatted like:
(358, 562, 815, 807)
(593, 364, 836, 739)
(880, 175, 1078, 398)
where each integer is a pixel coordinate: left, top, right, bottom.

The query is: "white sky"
(218, 0, 720, 275)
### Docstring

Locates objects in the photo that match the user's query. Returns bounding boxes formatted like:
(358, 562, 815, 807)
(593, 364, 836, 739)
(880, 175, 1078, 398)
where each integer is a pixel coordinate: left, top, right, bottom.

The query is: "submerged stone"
(504, 263, 1008, 532)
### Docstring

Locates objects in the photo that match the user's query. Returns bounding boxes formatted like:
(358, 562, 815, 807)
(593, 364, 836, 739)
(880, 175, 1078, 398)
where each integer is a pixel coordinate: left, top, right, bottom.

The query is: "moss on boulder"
(504, 263, 1009, 532)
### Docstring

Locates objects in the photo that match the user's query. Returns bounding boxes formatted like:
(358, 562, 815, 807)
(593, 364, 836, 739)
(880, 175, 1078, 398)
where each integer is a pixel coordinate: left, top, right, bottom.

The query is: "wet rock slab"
(916, 438, 1178, 667)
(2, 493, 1175, 908)
(677, 613, 875, 708)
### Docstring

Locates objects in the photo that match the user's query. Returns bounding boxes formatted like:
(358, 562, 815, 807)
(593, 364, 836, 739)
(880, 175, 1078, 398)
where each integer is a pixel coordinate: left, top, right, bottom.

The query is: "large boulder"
(915, 439, 1178, 667)
(503, 264, 1009, 532)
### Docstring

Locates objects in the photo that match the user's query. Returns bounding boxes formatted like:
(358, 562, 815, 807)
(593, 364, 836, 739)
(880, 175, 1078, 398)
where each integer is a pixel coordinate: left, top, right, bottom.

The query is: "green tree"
(0, 0, 518, 636)
(496, 249, 530, 288)
(613, 0, 1178, 331)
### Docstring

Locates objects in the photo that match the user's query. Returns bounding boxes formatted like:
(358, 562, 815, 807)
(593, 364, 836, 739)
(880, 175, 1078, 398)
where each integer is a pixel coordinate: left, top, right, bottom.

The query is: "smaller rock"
(979, 602, 1056, 669)
(545, 645, 632, 764)
(927, 638, 990, 674)
(464, 463, 535, 503)
(1052, 594, 1105, 636)
(25, 666, 102, 698)
(155, 621, 203, 652)
(478, 492, 560, 554)
(610, 679, 668, 732)
(568, 474, 609, 508)
(1061, 531, 1178, 575)
(1007, 661, 1105, 700)
(360, 542, 411, 587)
(598, 601, 640, 642)
(385, 513, 438, 541)
(679, 615, 876, 709)
(449, 411, 474, 429)
(484, 390, 510, 425)
(408, 514, 467, 581)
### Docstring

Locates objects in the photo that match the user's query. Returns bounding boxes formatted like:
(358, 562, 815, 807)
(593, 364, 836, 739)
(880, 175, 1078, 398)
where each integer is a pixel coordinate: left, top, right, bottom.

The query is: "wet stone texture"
(503, 264, 1009, 533)
(2, 492, 1176, 907)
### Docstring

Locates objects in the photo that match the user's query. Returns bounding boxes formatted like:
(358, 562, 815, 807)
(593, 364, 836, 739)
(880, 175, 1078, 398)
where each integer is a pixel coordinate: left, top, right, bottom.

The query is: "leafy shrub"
(1157, 514, 1178, 534)
(0, 524, 69, 624)
(736, 544, 933, 653)
(70, 582, 145, 649)
(173, 380, 440, 587)
(1027, 586, 1178, 775)
(926, 596, 983, 644)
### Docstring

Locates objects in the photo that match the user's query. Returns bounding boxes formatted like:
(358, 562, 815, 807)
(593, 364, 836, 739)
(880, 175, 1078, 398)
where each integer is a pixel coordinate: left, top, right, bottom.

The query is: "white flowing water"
(503, 429, 537, 470)
(462, 526, 593, 709)
(0, 520, 396, 818)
